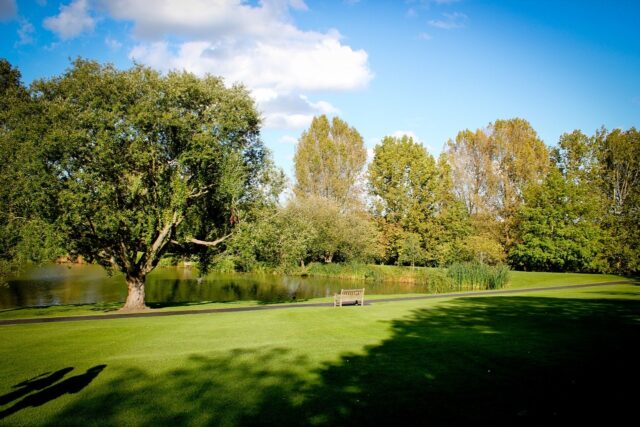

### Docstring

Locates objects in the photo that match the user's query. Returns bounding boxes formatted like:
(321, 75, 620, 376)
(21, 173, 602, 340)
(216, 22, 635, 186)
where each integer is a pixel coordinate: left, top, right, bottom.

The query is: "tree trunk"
(122, 274, 148, 311)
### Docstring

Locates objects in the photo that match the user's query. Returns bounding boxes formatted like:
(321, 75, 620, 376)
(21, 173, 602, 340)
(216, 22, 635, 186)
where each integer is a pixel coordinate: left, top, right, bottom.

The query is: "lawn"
(0, 280, 638, 425)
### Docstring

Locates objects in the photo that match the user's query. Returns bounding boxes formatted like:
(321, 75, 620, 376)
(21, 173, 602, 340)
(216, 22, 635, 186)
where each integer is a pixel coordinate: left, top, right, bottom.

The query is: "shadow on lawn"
(47, 296, 639, 426)
(0, 365, 106, 420)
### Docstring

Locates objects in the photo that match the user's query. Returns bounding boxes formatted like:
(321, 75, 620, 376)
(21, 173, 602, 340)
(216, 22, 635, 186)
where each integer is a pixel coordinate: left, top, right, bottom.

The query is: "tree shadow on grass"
(0, 365, 106, 420)
(279, 296, 640, 426)
(44, 296, 640, 426)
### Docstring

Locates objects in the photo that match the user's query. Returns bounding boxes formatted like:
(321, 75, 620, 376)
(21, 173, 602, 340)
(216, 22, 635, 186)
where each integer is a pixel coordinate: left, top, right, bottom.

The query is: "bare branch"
(187, 233, 233, 247)
(188, 184, 216, 200)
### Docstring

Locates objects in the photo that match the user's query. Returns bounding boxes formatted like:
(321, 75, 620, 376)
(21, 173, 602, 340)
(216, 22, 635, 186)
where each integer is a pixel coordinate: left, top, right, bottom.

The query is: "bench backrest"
(340, 289, 364, 299)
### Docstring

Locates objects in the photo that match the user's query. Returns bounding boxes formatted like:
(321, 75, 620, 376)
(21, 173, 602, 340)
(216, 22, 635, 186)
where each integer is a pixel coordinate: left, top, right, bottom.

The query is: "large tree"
(294, 115, 367, 209)
(509, 167, 603, 272)
(367, 135, 437, 262)
(445, 118, 549, 254)
(368, 135, 438, 228)
(368, 136, 469, 265)
(30, 59, 272, 310)
(595, 127, 640, 273)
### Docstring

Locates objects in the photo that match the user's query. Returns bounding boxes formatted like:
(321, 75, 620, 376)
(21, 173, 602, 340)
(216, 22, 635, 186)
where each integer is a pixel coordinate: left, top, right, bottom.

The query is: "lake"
(0, 264, 429, 309)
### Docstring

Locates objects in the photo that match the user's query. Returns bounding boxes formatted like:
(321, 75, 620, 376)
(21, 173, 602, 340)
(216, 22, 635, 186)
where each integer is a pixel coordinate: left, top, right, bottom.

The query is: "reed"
(447, 261, 510, 291)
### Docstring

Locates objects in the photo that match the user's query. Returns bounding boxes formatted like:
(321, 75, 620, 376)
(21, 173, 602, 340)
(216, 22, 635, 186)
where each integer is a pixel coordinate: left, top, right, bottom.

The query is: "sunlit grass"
(0, 283, 637, 425)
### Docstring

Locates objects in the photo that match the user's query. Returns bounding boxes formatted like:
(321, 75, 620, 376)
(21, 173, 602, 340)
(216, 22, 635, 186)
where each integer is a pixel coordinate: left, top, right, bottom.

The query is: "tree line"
(221, 114, 638, 276)
(1, 59, 638, 309)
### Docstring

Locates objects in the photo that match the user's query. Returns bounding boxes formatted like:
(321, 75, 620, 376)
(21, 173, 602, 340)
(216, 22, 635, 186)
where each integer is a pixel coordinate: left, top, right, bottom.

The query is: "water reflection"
(1, 264, 431, 309)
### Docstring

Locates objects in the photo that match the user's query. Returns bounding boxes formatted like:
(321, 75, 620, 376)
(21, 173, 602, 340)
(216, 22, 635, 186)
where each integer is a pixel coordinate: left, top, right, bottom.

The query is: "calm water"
(0, 264, 428, 309)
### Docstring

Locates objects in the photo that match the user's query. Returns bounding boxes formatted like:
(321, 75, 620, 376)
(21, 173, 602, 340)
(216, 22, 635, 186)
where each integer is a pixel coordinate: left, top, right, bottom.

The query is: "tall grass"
(447, 261, 510, 290)
(301, 262, 430, 283)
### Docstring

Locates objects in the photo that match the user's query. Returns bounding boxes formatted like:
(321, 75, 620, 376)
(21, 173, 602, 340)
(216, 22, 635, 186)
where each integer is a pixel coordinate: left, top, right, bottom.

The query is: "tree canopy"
(294, 115, 367, 210)
(8, 59, 277, 309)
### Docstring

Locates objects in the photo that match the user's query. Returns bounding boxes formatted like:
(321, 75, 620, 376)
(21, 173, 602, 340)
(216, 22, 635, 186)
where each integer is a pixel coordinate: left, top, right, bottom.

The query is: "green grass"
(508, 270, 627, 288)
(0, 282, 638, 425)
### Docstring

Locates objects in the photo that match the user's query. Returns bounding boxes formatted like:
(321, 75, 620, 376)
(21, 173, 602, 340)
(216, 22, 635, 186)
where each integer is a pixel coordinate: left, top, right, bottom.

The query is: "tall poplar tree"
(294, 115, 367, 210)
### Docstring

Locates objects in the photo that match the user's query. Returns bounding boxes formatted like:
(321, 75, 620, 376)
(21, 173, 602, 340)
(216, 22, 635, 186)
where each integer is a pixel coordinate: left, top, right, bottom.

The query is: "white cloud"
(127, 34, 371, 93)
(419, 32, 432, 40)
(16, 18, 35, 45)
(105, 36, 122, 50)
(428, 12, 467, 30)
(0, 0, 16, 20)
(279, 135, 298, 145)
(100, 0, 372, 129)
(258, 93, 339, 129)
(248, 87, 339, 129)
(392, 130, 421, 142)
(43, 0, 95, 40)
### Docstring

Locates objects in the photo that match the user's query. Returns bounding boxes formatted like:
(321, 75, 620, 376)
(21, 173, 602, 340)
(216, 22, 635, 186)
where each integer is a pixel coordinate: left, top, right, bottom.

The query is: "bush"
(447, 261, 510, 290)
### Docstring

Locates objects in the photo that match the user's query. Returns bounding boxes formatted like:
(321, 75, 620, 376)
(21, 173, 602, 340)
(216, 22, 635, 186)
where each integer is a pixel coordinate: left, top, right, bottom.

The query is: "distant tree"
(595, 127, 640, 274)
(368, 135, 438, 228)
(397, 232, 426, 268)
(368, 135, 437, 262)
(224, 195, 379, 269)
(509, 167, 603, 272)
(29, 59, 276, 310)
(291, 196, 379, 264)
(0, 59, 63, 281)
(445, 128, 495, 217)
(551, 130, 598, 183)
(223, 205, 316, 272)
(445, 118, 549, 254)
(426, 154, 472, 265)
(294, 115, 367, 210)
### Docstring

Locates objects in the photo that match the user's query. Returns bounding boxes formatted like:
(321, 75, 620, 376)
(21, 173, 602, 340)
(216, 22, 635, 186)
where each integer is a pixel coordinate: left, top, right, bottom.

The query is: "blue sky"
(1, 0, 639, 178)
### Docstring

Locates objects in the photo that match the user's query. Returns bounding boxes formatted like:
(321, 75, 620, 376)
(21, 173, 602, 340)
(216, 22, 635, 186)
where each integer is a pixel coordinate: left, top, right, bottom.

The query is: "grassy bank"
(0, 269, 629, 321)
(297, 262, 626, 287)
(0, 283, 638, 425)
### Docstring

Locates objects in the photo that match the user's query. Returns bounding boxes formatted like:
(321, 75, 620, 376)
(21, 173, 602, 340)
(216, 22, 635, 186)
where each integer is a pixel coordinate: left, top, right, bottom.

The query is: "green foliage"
(397, 233, 426, 268)
(595, 128, 640, 274)
(0, 59, 62, 281)
(368, 136, 471, 266)
(224, 196, 379, 271)
(461, 234, 506, 265)
(509, 167, 604, 272)
(447, 261, 510, 290)
(294, 115, 367, 209)
(368, 135, 438, 227)
(0, 59, 280, 307)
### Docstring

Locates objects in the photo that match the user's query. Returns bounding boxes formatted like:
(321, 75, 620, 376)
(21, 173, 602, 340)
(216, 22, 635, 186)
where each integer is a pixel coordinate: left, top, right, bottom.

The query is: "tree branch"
(188, 184, 216, 200)
(187, 233, 233, 247)
(137, 212, 183, 275)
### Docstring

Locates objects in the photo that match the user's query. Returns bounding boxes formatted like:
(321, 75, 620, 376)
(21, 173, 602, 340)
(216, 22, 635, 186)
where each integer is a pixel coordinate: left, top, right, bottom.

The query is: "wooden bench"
(334, 288, 365, 307)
